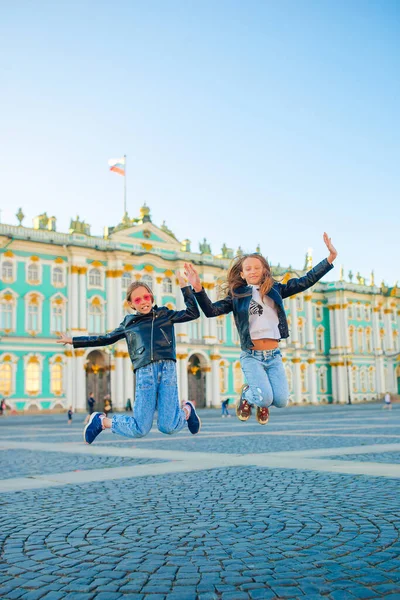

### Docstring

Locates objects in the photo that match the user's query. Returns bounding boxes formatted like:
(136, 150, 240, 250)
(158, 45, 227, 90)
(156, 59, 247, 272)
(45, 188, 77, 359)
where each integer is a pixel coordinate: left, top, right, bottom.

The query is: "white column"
(65, 351, 74, 409)
(331, 364, 338, 403)
(304, 294, 314, 349)
(290, 298, 299, 346)
(106, 271, 114, 332)
(384, 303, 394, 352)
(178, 354, 189, 403)
(211, 353, 221, 407)
(175, 284, 188, 343)
(155, 277, 163, 306)
(292, 357, 301, 403)
(70, 266, 79, 332)
(372, 306, 381, 352)
(114, 268, 123, 325)
(204, 366, 213, 407)
(74, 351, 86, 411)
(208, 285, 218, 342)
(79, 267, 87, 331)
(114, 350, 125, 410)
(308, 358, 318, 403)
(328, 305, 336, 350)
(123, 354, 134, 408)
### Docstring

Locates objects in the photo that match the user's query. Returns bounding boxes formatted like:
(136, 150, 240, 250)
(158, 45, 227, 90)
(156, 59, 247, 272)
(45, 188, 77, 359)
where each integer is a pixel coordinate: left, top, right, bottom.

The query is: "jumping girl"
(184, 232, 337, 425)
(57, 274, 201, 443)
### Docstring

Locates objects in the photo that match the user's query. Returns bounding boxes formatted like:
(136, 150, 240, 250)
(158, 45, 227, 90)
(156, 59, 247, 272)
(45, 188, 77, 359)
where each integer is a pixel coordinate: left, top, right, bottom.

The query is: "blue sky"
(1, 0, 399, 284)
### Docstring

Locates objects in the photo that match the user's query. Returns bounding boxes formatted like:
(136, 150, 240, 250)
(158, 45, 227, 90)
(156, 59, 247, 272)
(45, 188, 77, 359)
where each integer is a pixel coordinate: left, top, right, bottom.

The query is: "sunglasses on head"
(131, 294, 153, 305)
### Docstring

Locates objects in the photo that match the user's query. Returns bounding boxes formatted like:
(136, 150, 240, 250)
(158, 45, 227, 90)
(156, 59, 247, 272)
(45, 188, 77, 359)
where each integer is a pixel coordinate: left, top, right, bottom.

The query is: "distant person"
(125, 398, 132, 412)
(221, 398, 231, 417)
(104, 394, 112, 416)
(383, 392, 392, 410)
(67, 406, 73, 425)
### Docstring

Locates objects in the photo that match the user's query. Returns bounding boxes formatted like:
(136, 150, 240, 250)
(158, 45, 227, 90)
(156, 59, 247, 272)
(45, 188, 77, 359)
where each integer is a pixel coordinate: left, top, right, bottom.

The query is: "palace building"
(0, 206, 399, 412)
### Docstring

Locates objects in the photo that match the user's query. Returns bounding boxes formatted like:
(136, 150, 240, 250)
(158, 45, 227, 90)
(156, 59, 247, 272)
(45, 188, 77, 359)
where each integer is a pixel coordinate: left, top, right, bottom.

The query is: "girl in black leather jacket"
(57, 273, 202, 444)
(185, 232, 337, 426)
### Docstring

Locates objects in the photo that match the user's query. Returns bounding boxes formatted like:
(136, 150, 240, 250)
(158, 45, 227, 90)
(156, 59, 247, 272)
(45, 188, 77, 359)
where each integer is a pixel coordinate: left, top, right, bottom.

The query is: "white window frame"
(219, 360, 228, 394)
(52, 266, 65, 287)
(0, 289, 18, 332)
(0, 353, 18, 397)
(141, 274, 153, 290)
(88, 296, 105, 334)
(315, 305, 323, 321)
(24, 353, 44, 396)
(121, 271, 132, 290)
(162, 277, 173, 294)
(88, 268, 103, 288)
(24, 292, 44, 335)
(26, 262, 42, 285)
(50, 294, 67, 334)
(217, 317, 225, 343)
(1, 260, 15, 283)
(49, 355, 65, 396)
(316, 326, 325, 353)
(318, 366, 327, 393)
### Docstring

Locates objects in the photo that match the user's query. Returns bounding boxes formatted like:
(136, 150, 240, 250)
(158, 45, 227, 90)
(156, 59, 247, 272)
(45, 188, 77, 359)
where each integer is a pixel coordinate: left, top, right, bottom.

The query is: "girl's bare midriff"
(251, 338, 279, 350)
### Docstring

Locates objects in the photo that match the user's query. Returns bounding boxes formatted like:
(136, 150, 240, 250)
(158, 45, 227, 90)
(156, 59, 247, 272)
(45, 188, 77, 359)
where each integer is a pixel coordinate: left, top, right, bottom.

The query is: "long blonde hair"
(220, 254, 274, 298)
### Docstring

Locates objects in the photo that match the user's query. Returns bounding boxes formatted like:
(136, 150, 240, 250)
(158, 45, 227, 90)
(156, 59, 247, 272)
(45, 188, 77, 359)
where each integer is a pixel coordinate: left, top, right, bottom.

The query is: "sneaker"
(83, 412, 105, 445)
(256, 406, 270, 425)
(185, 401, 201, 435)
(236, 385, 252, 421)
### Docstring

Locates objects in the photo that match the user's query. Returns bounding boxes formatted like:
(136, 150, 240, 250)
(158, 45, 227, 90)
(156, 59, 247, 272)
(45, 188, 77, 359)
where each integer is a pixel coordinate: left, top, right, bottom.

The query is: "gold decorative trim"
(141, 243, 153, 252)
(176, 353, 188, 360)
(114, 351, 126, 358)
(75, 350, 86, 357)
(210, 354, 221, 360)
(64, 350, 73, 357)
(91, 261, 103, 267)
(30, 256, 39, 262)
(307, 359, 316, 364)
(124, 264, 133, 271)
(144, 264, 154, 272)
(156, 277, 163, 284)
(291, 358, 301, 363)
(54, 257, 64, 264)
(304, 295, 312, 301)
(4, 250, 14, 257)
(79, 267, 87, 275)
(70, 265, 80, 274)
(202, 367, 211, 372)
(164, 269, 173, 277)
(384, 309, 393, 314)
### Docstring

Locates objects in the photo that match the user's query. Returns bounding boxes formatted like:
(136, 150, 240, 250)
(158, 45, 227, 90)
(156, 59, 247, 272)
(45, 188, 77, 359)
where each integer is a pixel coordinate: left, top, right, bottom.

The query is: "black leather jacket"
(73, 286, 200, 371)
(194, 258, 334, 350)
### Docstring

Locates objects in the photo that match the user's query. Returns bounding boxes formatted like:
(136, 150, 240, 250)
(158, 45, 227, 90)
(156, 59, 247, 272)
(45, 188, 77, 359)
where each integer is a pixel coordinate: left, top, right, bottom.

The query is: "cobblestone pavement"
(1, 404, 400, 599)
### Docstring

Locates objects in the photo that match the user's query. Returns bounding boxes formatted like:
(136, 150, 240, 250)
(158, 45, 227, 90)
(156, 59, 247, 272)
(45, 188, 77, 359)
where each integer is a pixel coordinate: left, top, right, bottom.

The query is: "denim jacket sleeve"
(72, 318, 127, 349)
(168, 286, 200, 324)
(193, 288, 233, 317)
(278, 258, 334, 299)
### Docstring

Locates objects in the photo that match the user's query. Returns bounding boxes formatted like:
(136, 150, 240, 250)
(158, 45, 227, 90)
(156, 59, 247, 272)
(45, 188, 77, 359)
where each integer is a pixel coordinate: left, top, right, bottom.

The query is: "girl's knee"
(247, 385, 272, 407)
(272, 395, 289, 408)
(158, 424, 176, 435)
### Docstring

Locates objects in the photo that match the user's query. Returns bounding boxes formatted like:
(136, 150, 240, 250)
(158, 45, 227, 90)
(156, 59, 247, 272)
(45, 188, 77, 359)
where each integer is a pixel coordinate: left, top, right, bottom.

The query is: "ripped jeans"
(240, 348, 289, 409)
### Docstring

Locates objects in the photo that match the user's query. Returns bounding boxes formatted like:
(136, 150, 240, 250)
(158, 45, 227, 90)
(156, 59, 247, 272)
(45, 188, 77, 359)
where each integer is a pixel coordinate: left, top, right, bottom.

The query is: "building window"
(357, 328, 364, 352)
(0, 362, 12, 396)
(231, 315, 239, 344)
(0, 299, 13, 330)
(1, 261, 14, 282)
(26, 358, 40, 395)
(298, 319, 305, 347)
(356, 304, 362, 320)
(391, 310, 396, 323)
(51, 304, 64, 334)
(365, 328, 372, 353)
(296, 295, 303, 311)
(27, 303, 39, 333)
(190, 320, 201, 342)
(360, 368, 367, 393)
(219, 361, 228, 393)
(141, 274, 153, 290)
(89, 268, 101, 287)
(349, 326, 355, 353)
(163, 277, 172, 293)
(352, 367, 358, 392)
(88, 299, 103, 334)
(50, 361, 63, 395)
(348, 303, 353, 319)
(300, 364, 307, 393)
(27, 263, 40, 284)
(368, 367, 375, 392)
(316, 327, 325, 353)
(318, 367, 327, 393)
(233, 361, 242, 393)
(364, 305, 371, 321)
(285, 366, 293, 393)
(217, 317, 225, 342)
(52, 267, 64, 286)
(315, 305, 323, 321)
(122, 272, 131, 290)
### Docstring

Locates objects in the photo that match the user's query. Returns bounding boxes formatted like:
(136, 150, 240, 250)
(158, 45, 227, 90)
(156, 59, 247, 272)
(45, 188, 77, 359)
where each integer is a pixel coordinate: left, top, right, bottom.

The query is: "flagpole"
(124, 154, 127, 215)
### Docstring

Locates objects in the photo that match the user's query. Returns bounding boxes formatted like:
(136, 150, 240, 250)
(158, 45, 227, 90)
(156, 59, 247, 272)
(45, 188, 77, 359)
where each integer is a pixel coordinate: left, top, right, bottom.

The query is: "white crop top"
(248, 286, 280, 340)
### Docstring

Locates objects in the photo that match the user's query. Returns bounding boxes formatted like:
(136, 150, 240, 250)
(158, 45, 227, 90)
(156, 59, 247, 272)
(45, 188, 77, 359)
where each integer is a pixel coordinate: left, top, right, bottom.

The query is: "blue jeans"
(111, 360, 187, 438)
(240, 348, 289, 409)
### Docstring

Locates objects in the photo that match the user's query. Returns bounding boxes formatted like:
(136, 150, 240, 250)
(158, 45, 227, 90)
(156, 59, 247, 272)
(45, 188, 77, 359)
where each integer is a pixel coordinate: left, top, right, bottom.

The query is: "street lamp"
(343, 352, 352, 405)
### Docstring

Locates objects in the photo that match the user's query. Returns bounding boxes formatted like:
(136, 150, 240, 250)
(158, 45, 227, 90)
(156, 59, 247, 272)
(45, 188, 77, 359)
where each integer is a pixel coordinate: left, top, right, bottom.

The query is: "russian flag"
(108, 157, 125, 176)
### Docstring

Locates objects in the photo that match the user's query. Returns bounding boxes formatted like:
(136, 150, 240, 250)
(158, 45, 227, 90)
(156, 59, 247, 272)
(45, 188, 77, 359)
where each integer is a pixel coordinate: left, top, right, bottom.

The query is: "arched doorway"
(187, 354, 207, 408)
(85, 350, 111, 412)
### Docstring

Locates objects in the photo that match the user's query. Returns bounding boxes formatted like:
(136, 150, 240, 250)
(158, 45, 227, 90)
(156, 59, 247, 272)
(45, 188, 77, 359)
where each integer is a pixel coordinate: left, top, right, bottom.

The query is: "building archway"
(187, 353, 207, 408)
(85, 350, 111, 412)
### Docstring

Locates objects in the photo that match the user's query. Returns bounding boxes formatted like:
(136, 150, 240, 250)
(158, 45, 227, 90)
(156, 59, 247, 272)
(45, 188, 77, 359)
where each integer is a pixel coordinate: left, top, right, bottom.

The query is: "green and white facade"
(1, 206, 399, 412)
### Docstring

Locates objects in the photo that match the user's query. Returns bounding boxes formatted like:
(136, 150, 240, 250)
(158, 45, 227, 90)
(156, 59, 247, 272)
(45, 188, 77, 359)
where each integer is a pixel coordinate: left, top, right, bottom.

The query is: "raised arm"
(184, 263, 233, 317)
(168, 272, 200, 324)
(279, 233, 337, 299)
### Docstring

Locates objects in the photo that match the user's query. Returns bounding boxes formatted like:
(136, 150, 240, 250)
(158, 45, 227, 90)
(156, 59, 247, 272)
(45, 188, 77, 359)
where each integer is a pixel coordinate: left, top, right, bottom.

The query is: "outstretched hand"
(184, 263, 202, 292)
(56, 332, 73, 345)
(323, 232, 337, 264)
